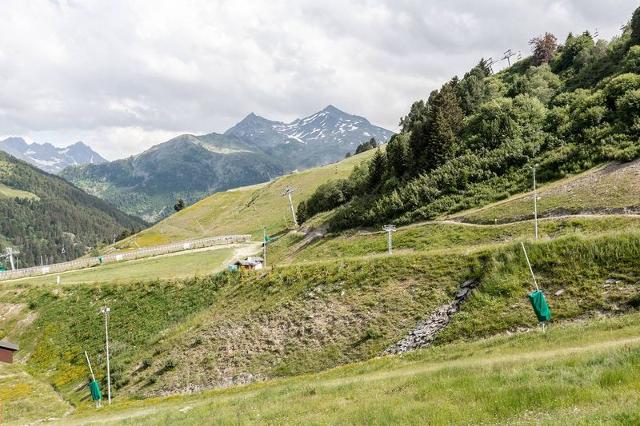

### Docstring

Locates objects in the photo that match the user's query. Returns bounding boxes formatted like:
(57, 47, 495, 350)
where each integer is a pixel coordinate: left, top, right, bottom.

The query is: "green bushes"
(300, 8, 640, 232)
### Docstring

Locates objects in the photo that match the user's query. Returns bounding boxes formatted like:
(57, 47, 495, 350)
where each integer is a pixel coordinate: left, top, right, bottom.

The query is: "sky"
(0, 0, 637, 160)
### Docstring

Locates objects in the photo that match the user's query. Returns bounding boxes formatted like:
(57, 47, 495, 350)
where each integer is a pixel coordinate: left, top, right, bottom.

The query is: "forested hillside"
(299, 7, 640, 230)
(61, 133, 285, 222)
(0, 152, 146, 268)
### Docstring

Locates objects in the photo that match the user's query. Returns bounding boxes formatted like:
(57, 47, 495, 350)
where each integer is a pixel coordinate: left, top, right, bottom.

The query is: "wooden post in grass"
(84, 351, 96, 381)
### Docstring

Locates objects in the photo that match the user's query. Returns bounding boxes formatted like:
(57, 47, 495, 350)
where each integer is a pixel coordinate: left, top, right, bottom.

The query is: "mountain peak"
(321, 104, 343, 114)
(1, 136, 28, 150)
(0, 137, 106, 174)
(240, 112, 271, 122)
(224, 105, 393, 156)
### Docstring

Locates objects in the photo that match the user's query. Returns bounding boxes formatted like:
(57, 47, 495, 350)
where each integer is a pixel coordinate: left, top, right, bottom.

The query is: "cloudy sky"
(0, 0, 637, 159)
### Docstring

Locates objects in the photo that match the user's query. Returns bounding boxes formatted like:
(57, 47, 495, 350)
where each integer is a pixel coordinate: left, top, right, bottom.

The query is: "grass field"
(0, 182, 38, 200)
(453, 160, 640, 224)
(2, 246, 237, 286)
(0, 362, 70, 424)
(39, 312, 640, 425)
(4, 230, 640, 414)
(117, 149, 377, 249)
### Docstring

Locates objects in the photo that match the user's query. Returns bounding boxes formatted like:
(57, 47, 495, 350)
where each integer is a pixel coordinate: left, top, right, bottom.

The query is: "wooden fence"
(0, 234, 251, 281)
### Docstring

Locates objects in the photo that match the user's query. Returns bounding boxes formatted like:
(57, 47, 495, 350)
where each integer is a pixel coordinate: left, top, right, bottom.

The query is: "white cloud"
(0, 0, 637, 159)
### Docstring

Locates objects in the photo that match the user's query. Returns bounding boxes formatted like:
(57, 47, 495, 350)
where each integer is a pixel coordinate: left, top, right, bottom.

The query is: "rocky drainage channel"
(384, 279, 480, 355)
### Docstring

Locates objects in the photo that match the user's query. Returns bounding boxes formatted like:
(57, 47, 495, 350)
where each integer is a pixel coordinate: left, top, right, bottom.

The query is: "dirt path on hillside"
(217, 242, 262, 270)
(349, 213, 640, 235)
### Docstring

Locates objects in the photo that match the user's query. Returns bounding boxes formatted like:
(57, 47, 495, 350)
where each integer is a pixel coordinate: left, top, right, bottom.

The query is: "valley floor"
(10, 312, 636, 425)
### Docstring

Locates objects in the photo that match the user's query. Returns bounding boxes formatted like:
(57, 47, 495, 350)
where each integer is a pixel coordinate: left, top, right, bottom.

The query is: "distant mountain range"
(61, 105, 394, 221)
(225, 105, 394, 169)
(0, 137, 106, 174)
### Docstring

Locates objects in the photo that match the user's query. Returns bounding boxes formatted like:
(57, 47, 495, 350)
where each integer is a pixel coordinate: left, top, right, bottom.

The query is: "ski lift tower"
(282, 186, 298, 227)
(502, 49, 516, 66)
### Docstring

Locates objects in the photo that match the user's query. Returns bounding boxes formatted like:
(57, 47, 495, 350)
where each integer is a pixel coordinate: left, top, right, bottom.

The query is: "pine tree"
(631, 6, 640, 46)
(414, 82, 464, 173)
(174, 198, 186, 212)
(367, 149, 387, 189)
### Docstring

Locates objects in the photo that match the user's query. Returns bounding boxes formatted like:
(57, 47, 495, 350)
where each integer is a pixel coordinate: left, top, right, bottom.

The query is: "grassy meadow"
(0, 363, 70, 425)
(453, 160, 640, 224)
(36, 312, 640, 425)
(0, 182, 38, 200)
(267, 215, 640, 265)
(3, 230, 640, 416)
(116, 149, 378, 249)
(1, 246, 236, 286)
(2, 156, 640, 425)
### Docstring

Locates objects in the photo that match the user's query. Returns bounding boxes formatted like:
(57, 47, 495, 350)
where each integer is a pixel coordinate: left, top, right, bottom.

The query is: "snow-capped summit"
(224, 105, 394, 168)
(0, 137, 107, 174)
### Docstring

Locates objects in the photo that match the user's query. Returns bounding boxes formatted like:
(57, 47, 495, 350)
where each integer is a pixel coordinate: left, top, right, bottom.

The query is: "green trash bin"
(528, 290, 551, 322)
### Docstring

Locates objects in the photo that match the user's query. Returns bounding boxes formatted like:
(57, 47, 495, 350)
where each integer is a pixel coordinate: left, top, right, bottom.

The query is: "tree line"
(297, 7, 640, 230)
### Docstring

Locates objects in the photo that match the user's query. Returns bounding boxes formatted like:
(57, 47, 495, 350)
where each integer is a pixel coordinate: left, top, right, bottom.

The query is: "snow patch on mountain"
(226, 105, 394, 152)
(0, 138, 107, 174)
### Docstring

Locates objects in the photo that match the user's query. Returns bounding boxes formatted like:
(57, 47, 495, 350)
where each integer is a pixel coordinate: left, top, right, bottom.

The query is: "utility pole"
(282, 186, 298, 227)
(382, 225, 396, 255)
(533, 165, 539, 240)
(100, 306, 112, 405)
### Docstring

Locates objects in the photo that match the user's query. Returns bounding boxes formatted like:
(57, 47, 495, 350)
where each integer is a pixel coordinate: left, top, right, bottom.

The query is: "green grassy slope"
(117, 149, 377, 249)
(452, 159, 640, 224)
(1, 251, 467, 404)
(4, 230, 640, 413)
(0, 182, 38, 200)
(3, 150, 640, 424)
(269, 215, 640, 265)
(0, 363, 70, 424)
(43, 313, 640, 425)
(2, 246, 236, 286)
